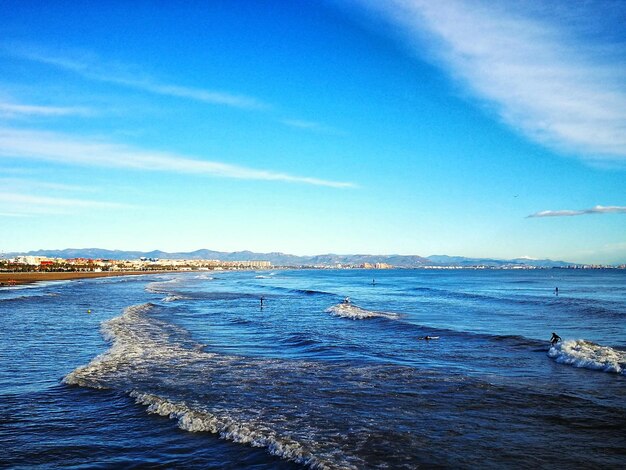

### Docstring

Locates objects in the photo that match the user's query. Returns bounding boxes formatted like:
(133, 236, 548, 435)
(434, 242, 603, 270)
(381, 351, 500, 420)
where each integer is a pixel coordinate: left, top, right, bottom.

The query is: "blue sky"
(1, 0, 625, 263)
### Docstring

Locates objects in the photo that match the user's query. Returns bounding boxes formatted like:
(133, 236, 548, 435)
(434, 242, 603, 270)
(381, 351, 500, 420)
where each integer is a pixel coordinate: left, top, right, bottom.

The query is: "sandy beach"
(0, 271, 174, 287)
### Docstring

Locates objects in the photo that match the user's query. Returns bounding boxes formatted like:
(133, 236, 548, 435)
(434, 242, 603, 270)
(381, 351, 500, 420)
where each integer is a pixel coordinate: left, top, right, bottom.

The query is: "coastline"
(0, 271, 176, 287)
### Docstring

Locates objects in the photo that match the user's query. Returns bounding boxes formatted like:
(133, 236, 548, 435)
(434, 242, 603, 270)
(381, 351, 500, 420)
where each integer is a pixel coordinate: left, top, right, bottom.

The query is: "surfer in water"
(343, 296, 351, 304)
(550, 332, 562, 346)
(260, 296, 265, 309)
(555, 287, 559, 296)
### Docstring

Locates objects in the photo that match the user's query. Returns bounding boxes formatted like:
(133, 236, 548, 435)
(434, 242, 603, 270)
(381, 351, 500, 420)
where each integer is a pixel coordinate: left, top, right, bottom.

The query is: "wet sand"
(0, 271, 176, 287)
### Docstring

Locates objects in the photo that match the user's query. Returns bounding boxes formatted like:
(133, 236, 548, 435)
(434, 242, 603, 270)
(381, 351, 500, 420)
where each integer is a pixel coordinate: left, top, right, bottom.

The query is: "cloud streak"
(0, 212, 31, 218)
(6, 45, 267, 110)
(0, 177, 95, 193)
(0, 192, 132, 216)
(0, 192, 128, 208)
(3, 45, 344, 138)
(355, 0, 626, 160)
(0, 101, 90, 117)
(282, 119, 325, 130)
(281, 119, 345, 135)
(528, 205, 626, 218)
(0, 127, 355, 188)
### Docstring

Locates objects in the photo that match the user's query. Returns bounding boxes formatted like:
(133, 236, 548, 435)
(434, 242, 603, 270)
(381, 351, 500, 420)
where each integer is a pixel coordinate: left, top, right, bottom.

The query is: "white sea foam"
(145, 277, 180, 293)
(63, 303, 197, 389)
(549, 340, 626, 375)
(129, 391, 329, 469)
(63, 303, 350, 469)
(0, 292, 58, 302)
(162, 294, 187, 302)
(0, 280, 68, 291)
(325, 303, 398, 320)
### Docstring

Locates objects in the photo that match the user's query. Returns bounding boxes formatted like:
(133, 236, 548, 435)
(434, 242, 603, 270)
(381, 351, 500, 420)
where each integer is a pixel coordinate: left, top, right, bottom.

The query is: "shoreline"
(0, 271, 177, 287)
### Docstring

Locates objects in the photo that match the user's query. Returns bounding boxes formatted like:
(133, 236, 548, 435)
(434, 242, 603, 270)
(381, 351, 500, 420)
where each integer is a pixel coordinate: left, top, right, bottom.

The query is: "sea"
(1, 268, 625, 469)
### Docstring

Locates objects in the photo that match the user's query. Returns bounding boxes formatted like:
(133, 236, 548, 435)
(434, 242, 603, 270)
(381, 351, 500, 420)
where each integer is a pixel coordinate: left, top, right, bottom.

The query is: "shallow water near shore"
(1, 269, 625, 468)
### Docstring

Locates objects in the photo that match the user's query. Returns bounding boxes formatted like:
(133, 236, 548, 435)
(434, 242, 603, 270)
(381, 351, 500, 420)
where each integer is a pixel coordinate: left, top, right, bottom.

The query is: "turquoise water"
(1, 269, 625, 468)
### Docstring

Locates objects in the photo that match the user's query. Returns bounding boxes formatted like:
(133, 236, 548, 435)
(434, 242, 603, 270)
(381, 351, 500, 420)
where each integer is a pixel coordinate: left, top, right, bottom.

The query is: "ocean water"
(1, 269, 625, 468)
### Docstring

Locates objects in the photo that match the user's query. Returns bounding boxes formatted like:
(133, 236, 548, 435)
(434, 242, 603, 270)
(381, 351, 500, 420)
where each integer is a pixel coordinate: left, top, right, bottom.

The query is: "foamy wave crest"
(162, 294, 187, 302)
(63, 303, 352, 469)
(145, 277, 181, 294)
(0, 292, 58, 303)
(130, 391, 327, 469)
(549, 340, 626, 375)
(63, 303, 198, 389)
(0, 282, 56, 291)
(325, 303, 398, 320)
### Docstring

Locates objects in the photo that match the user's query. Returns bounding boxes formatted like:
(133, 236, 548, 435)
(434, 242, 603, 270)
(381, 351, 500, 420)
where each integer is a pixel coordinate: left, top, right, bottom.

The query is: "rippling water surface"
(1, 269, 625, 468)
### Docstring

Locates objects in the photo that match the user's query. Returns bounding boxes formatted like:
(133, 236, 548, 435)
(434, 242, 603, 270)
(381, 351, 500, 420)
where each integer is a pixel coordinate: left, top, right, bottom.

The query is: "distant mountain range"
(425, 255, 572, 268)
(4, 248, 576, 268)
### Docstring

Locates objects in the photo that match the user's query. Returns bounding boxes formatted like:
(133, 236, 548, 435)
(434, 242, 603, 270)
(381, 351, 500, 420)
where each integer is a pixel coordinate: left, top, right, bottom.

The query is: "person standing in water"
(260, 296, 265, 309)
(555, 287, 559, 296)
(550, 332, 562, 346)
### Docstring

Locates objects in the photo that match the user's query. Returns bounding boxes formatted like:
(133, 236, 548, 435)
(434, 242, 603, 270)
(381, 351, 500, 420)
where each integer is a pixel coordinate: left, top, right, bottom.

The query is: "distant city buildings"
(361, 262, 393, 269)
(1, 256, 272, 272)
(0, 255, 623, 272)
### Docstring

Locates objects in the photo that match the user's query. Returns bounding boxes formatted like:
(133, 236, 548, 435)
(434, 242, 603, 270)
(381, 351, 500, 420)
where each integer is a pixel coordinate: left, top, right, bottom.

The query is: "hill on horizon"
(4, 248, 575, 268)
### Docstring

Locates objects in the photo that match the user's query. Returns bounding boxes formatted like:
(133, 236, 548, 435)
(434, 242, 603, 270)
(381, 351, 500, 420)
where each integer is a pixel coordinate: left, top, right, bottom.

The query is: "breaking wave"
(265, 286, 334, 297)
(292, 288, 334, 296)
(145, 277, 181, 294)
(62, 303, 352, 469)
(549, 340, 626, 375)
(162, 294, 187, 302)
(325, 303, 399, 320)
(129, 391, 324, 468)
(0, 292, 57, 303)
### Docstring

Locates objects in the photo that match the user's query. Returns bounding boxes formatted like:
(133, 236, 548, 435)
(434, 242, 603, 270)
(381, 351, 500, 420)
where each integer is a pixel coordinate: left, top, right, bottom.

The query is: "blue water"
(1, 269, 625, 468)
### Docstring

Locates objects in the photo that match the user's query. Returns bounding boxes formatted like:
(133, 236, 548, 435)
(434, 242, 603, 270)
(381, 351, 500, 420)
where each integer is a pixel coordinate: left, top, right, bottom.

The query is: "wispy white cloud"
(0, 211, 31, 218)
(3, 44, 346, 140)
(528, 205, 626, 218)
(0, 101, 90, 117)
(353, 0, 626, 160)
(0, 166, 32, 175)
(0, 177, 95, 193)
(281, 119, 345, 135)
(5, 45, 268, 110)
(136, 82, 265, 110)
(0, 192, 132, 216)
(0, 127, 355, 188)
(0, 192, 127, 208)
